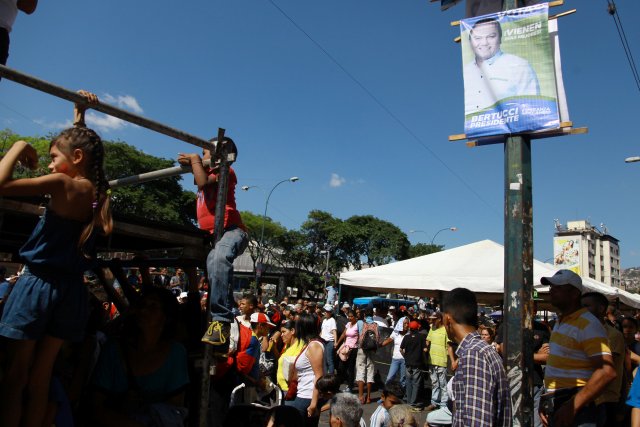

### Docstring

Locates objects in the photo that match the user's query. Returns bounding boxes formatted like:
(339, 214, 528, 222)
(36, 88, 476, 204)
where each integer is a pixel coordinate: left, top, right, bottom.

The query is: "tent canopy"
(339, 240, 640, 308)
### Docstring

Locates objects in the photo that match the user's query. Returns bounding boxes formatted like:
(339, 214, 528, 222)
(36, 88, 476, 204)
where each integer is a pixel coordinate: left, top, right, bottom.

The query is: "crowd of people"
(2, 90, 640, 427)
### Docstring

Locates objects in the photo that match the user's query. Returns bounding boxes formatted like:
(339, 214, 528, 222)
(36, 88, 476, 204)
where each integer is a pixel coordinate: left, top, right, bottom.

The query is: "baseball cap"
(399, 305, 407, 312)
(541, 269, 583, 293)
(250, 312, 276, 327)
(429, 312, 441, 319)
(323, 304, 333, 312)
(342, 302, 350, 308)
(409, 321, 420, 330)
(389, 305, 396, 310)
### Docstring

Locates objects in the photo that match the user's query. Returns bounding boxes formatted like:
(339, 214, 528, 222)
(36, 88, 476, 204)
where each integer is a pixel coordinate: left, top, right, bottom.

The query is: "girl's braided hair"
(51, 127, 113, 257)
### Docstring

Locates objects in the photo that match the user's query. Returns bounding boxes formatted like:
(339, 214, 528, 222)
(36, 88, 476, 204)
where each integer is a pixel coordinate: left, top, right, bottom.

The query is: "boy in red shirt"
(178, 138, 248, 354)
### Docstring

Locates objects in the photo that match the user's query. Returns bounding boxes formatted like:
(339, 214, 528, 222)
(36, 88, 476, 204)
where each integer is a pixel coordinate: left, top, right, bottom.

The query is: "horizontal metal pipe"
(0, 64, 213, 150)
(109, 159, 212, 188)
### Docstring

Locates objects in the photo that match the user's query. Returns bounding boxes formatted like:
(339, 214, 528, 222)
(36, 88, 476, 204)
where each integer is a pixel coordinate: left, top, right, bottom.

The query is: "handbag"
(337, 343, 352, 362)
(284, 342, 311, 401)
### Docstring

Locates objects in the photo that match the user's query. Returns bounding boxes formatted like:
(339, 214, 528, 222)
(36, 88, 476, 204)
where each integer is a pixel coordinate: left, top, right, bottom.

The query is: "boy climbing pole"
(178, 137, 248, 355)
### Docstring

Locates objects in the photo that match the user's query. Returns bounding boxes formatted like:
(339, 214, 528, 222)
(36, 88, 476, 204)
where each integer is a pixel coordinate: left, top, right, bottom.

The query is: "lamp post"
(625, 156, 640, 163)
(319, 249, 330, 287)
(430, 227, 457, 245)
(256, 177, 299, 283)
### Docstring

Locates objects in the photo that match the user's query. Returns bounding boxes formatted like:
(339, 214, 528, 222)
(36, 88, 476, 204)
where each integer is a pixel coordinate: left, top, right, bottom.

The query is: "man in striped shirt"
(541, 269, 617, 427)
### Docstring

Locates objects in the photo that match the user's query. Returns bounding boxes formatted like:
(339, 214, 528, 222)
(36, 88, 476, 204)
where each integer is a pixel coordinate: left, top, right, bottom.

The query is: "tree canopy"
(0, 129, 197, 225)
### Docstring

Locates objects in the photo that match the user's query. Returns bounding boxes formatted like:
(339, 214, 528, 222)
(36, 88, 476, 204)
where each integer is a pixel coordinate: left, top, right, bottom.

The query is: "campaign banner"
(460, 4, 559, 138)
(553, 237, 580, 275)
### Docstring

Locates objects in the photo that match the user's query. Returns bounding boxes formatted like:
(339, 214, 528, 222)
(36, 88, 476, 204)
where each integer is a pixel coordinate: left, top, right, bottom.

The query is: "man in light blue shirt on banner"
(464, 18, 540, 115)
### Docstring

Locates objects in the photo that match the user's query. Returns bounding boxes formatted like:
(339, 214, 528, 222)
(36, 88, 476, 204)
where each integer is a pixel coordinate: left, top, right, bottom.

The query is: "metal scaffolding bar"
(108, 159, 213, 188)
(0, 64, 213, 150)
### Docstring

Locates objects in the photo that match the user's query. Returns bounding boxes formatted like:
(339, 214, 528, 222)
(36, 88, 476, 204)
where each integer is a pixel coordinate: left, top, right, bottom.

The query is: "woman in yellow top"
(276, 320, 304, 391)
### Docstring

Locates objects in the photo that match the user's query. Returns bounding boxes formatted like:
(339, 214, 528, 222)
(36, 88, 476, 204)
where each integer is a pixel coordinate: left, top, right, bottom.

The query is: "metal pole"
(199, 128, 229, 427)
(502, 1, 534, 425)
(0, 64, 213, 150)
(504, 132, 534, 427)
(108, 159, 213, 188)
(430, 227, 455, 245)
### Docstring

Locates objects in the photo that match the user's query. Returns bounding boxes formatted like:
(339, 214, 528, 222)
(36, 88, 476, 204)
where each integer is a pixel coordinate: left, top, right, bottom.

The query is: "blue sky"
(2, 0, 640, 267)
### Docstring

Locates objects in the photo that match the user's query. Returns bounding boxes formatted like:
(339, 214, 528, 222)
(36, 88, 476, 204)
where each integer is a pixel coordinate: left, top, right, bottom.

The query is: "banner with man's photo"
(460, 3, 559, 138)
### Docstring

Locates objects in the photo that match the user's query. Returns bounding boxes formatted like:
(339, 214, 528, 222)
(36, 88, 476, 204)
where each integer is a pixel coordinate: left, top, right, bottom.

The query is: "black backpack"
(360, 324, 378, 351)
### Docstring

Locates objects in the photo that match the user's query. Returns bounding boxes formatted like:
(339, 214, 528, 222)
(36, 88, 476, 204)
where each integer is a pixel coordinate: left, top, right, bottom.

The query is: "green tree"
(1, 129, 197, 226)
(104, 141, 196, 225)
(300, 210, 350, 274)
(408, 243, 443, 258)
(240, 210, 287, 273)
(345, 215, 410, 268)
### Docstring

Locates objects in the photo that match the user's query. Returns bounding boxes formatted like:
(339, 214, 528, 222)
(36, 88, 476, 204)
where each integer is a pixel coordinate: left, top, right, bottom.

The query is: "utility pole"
(502, 2, 534, 426)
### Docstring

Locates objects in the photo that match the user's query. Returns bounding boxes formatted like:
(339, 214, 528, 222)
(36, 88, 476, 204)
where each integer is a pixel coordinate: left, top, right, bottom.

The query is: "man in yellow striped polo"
(541, 269, 617, 427)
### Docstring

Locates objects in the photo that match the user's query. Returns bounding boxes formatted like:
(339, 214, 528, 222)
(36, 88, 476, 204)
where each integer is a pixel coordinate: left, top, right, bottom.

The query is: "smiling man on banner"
(464, 18, 540, 115)
(460, 3, 560, 138)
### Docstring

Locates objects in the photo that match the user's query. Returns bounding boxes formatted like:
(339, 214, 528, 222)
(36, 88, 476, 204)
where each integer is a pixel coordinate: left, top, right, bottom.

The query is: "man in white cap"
(540, 269, 616, 427)
(321, 303, 338, 374)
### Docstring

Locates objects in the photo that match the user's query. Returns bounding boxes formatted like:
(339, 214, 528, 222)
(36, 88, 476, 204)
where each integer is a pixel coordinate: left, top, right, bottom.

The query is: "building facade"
(553, 220, 621, 288)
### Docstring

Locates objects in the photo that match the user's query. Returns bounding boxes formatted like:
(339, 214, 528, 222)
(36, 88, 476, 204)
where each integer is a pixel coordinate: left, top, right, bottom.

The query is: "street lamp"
(256, 177, 299, 282)
(625, 156, 640, 163)
(430, 227, 457, 245)
(241, 185, 259, 191)
(319, 249, 331, 289)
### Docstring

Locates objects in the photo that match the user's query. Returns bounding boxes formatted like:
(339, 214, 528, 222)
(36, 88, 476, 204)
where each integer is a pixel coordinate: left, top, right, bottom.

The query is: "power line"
(606, 0, 640, 91)
(0, 100, 51, 130)
(265, 0, 498, 214)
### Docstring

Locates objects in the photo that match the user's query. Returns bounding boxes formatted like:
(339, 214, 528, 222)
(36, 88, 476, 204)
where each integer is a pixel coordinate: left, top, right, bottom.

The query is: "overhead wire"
(606, 0, 640, 91)
(265, 0, 499, 214)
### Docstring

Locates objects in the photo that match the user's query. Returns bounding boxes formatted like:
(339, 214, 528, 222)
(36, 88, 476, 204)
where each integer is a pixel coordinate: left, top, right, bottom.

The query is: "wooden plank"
(465, 126, 588, 147)
(451, 122, 573, 142)
(0, 199, 44, 215)
(550, 9, 576, 20)
(114, 221, 205, 246)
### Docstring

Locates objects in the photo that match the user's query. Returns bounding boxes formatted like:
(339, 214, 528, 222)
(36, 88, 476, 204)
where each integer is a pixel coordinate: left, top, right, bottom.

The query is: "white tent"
(339, 240, 640, 308)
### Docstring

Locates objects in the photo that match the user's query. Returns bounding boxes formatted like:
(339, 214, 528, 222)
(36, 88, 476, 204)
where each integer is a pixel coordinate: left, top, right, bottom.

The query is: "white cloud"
(329, 173, 346, 188)
(34, 118, 73, 129)
(33, 93, 144, 133)
(102, 94, 144, 114)
(83, 93, 144, 132)
(85, 112, 128, 131)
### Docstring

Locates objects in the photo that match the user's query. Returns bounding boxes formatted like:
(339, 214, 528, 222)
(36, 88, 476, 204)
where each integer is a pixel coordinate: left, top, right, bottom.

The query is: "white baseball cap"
(323, 304, 334, 312)
(250, 312, 276, 327)
(541, 269, 584, 293)
(342, 302, 350, 308)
